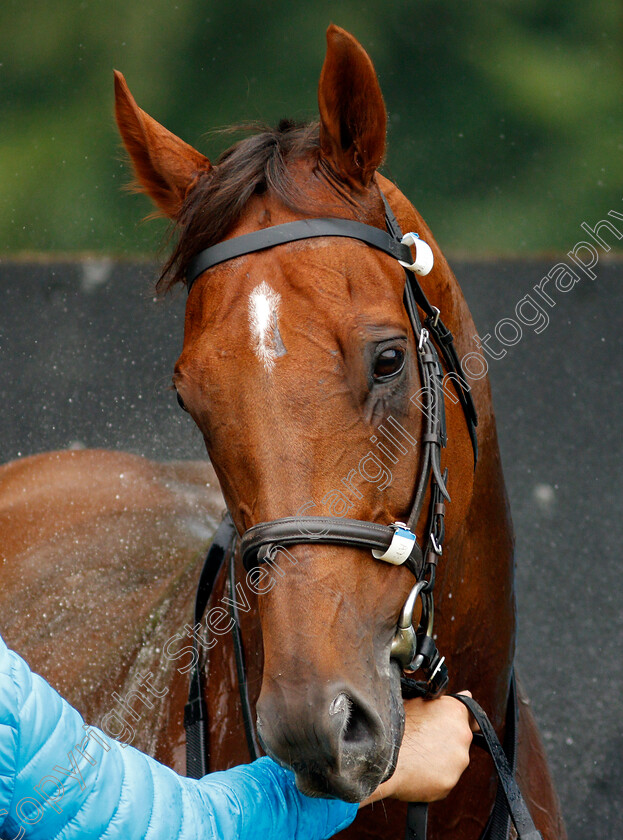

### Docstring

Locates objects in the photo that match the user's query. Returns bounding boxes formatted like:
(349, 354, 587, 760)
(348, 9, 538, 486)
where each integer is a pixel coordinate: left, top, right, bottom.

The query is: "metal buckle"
(418, 328, 430, 352)
(430, 306, 440, 328)
(398, 232, 434, 276)
(429, 532, 442, 555)
(428, 655, 446, 684)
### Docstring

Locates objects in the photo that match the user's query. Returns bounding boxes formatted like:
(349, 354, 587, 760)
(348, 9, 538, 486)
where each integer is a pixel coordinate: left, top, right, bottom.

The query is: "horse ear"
(113, 70, 211, 219)
(318, 25, 387, 187)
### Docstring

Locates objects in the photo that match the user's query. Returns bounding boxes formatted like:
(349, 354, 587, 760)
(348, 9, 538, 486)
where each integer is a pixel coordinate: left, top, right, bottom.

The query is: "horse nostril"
(330, 691, 377, 748)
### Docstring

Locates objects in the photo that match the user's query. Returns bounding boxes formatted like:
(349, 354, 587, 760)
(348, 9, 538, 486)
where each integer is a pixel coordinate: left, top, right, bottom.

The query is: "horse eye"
(373, 347, 405, 381)
(176, 391, 190, 412)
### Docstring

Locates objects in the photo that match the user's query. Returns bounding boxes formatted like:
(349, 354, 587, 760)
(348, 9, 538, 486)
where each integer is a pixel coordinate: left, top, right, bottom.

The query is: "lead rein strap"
(407, 673, 539, 840)
(406, 803, 429, 840)
(227, 546, 262, 760)
(452, 685, 542, 840)
(184, 513, 237, 779)
(480, 671, 517, 840)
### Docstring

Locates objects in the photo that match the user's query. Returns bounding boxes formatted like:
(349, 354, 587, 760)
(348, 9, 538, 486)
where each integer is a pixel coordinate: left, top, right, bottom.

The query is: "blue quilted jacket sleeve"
(0, 635, 357, 840)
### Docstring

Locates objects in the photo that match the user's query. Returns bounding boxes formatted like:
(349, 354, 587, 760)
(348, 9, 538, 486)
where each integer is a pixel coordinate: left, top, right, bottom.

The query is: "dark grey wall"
(0, 257, 621, 839)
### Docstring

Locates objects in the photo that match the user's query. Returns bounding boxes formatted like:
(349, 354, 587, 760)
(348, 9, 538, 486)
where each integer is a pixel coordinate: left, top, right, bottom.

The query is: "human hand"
(361, 691, 475, 806)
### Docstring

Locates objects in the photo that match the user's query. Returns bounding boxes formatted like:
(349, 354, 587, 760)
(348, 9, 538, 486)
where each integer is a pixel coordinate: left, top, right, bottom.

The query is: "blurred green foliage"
(1, 0, 621, 255)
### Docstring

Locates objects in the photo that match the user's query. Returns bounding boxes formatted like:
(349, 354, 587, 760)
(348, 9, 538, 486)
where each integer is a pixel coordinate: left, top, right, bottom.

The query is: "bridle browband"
(186, 218, 413, 289)
(182, 193, 542, 840)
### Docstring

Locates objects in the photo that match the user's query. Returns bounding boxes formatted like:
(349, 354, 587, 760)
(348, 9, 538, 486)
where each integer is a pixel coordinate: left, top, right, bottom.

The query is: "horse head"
(115, 25, 478, 802)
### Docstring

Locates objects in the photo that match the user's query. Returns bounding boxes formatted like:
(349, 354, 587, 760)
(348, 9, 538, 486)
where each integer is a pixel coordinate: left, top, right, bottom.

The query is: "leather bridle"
(182, 192, 543, 840)
(188, 193, 477, 694)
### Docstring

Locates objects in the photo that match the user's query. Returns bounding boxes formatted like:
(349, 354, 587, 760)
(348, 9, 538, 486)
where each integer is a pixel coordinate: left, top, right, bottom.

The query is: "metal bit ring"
(390, 580, 427, 669)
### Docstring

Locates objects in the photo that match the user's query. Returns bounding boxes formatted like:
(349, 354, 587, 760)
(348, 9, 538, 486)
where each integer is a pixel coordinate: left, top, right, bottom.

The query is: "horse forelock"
(159, 121, 322, 293)
(158, 120, 389, 295)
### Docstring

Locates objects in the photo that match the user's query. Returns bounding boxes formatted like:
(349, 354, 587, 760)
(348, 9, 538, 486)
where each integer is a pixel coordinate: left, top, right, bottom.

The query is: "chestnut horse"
(0, 23, 565, 840)
(113, 25, 566, 838)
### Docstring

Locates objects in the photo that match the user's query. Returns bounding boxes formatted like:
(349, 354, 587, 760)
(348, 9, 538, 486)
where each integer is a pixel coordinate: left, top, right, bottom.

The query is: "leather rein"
(182, 192, 542, 840)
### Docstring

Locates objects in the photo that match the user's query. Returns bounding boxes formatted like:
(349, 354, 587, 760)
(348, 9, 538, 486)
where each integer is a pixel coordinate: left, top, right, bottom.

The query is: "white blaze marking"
(248, 281, 282, 372)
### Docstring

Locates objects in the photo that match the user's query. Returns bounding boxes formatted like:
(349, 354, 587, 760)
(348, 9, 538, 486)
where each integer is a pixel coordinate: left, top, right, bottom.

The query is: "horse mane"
(158, 120, 322, 293)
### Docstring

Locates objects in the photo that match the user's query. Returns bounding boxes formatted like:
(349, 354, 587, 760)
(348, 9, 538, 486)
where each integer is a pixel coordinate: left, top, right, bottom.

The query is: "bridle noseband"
(186, 191, 477, 698)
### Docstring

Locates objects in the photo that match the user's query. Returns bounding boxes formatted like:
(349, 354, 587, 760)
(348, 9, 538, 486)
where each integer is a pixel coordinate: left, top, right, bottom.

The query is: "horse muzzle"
(256, 671, 404, 802)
